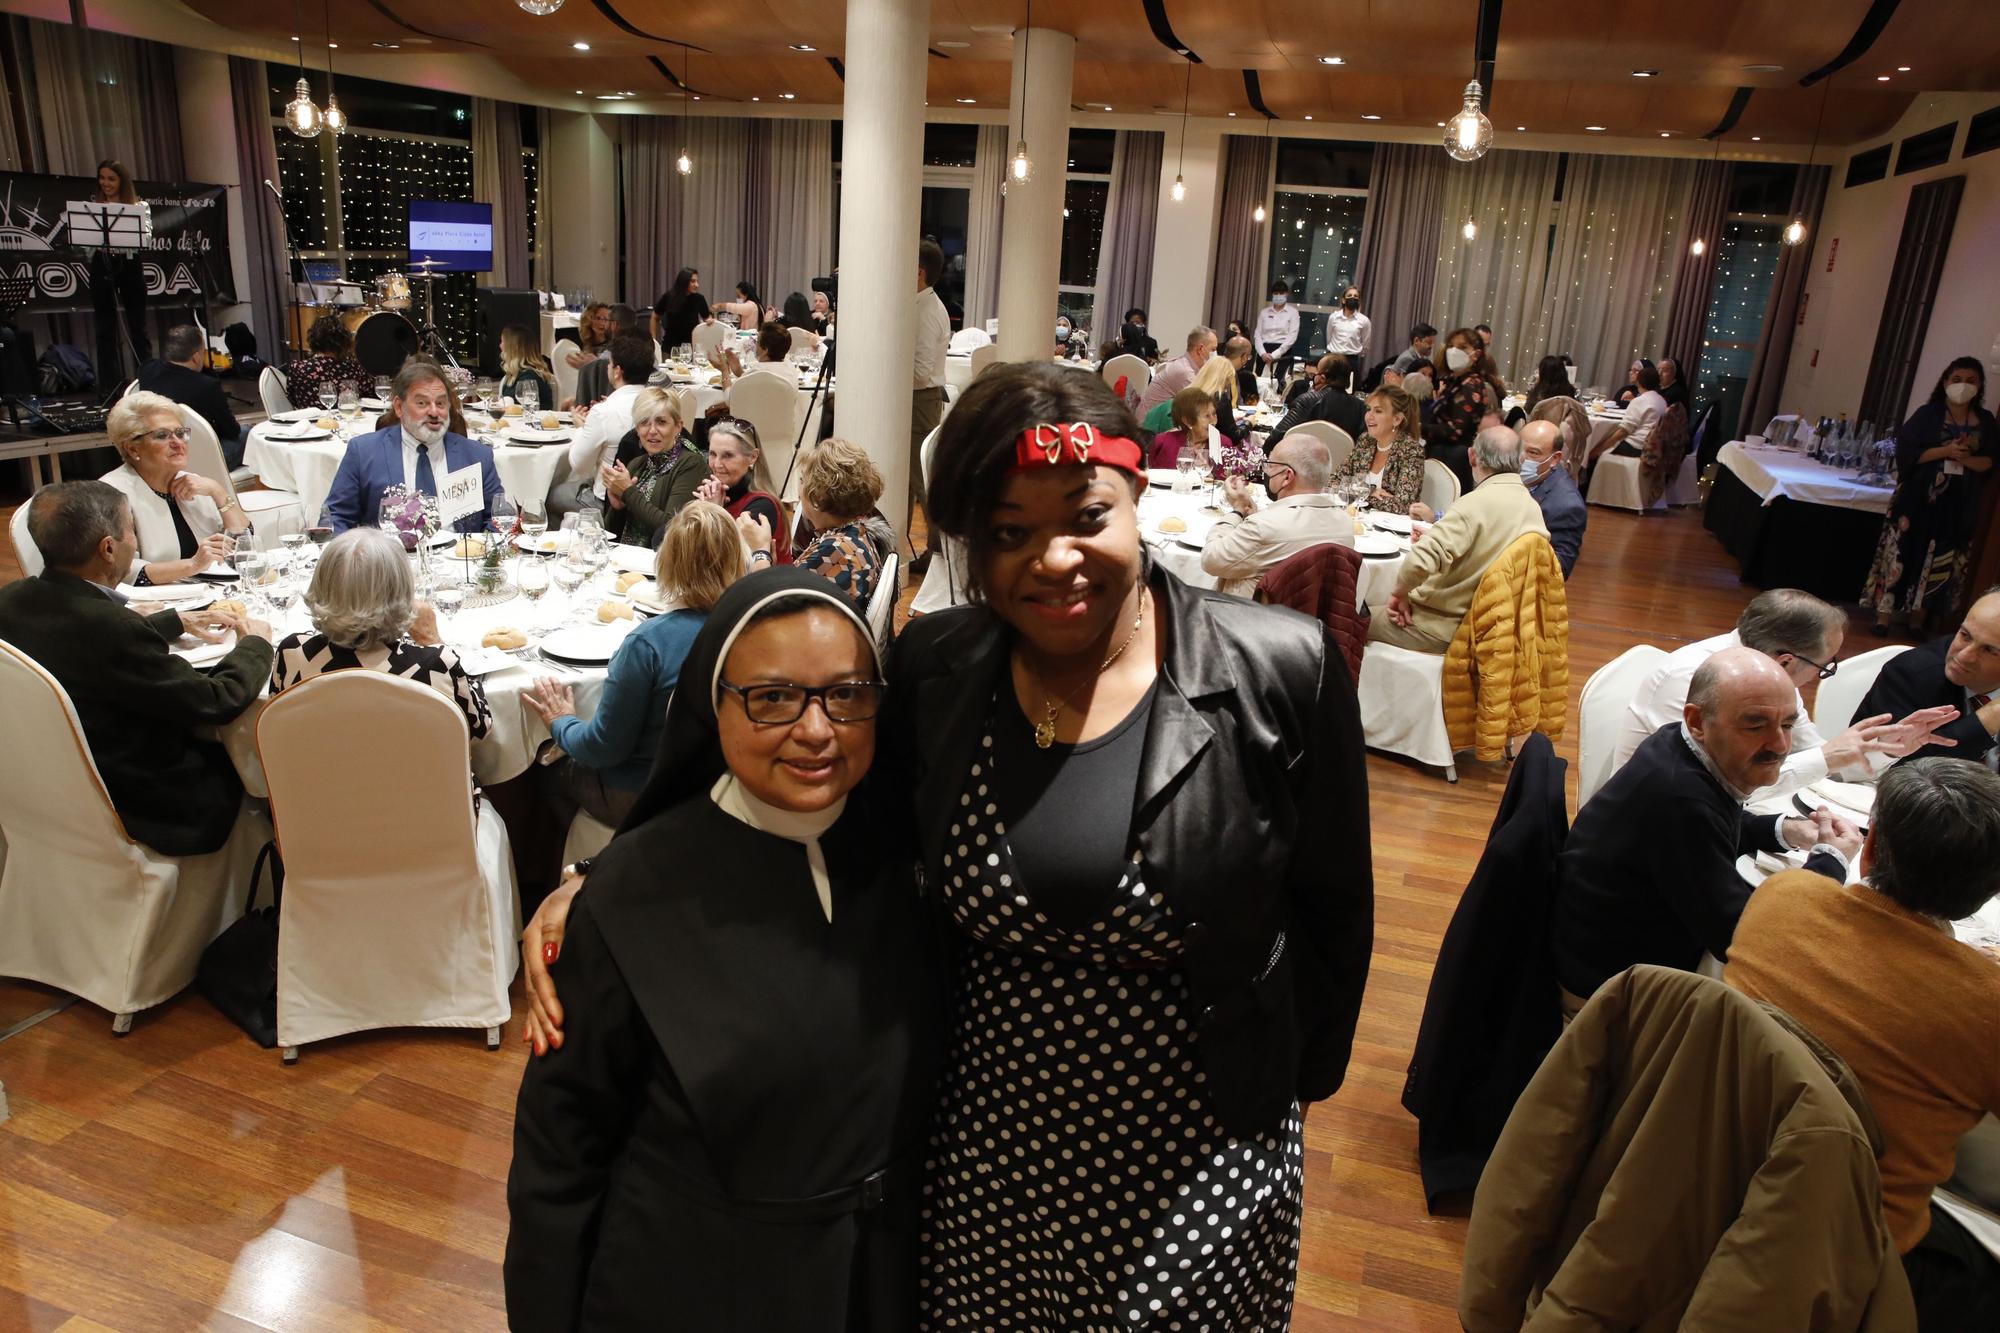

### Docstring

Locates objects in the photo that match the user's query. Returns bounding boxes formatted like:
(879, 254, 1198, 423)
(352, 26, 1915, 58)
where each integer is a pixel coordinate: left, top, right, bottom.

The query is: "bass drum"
(340, 309, 418, 377)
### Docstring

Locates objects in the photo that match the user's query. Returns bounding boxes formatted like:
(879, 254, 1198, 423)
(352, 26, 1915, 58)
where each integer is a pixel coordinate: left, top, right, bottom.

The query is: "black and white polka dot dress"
(918, 718, 1304, 1330)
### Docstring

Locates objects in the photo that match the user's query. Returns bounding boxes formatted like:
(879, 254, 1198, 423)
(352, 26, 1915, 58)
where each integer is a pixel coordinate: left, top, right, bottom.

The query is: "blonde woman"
(99, 390, 251, 585)
(602, 388, 708, 549)
(1334, 385, 1427, 513)
(525, 500, 746, 827)
(563, 301, 612, 371)
(500, 325, 555, 409)
(794, 437, 888, 608)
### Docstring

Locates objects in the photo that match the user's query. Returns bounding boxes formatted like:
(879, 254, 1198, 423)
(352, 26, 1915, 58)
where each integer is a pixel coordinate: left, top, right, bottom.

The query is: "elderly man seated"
(1518, 419, 1586, 578)
(1853, 586, 2000, 770)
(136, 323, 242, 467)
(1198, 433, 1351, 598)
(1614, 588, 1963, 793)
(1725, 757, 2000, 1328)
(1135, 325, 1217, 419)
(0, 481, 272, 855)
(1368, 425, 1548, 654)
(321, 359, 504, 535)
(1552, 647, 1862, 1011)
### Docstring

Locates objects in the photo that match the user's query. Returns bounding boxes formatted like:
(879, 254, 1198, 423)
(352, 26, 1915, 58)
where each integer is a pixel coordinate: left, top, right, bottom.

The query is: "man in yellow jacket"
(1370, 425, 1549, 653)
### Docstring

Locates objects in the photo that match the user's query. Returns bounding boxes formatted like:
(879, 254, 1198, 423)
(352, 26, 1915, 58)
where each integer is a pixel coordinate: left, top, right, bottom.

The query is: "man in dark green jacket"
(0, 481, 273, 854)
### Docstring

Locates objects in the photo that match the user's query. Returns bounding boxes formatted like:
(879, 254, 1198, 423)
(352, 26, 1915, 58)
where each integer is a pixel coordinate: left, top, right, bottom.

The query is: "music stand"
(64, 201, 150, 396)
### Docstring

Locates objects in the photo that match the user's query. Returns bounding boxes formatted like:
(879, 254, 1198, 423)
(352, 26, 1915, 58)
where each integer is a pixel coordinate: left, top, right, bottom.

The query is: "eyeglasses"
(719, 679, 885, 724)
(129, 427, 191, 445)
(1786, 652, 1840, 681)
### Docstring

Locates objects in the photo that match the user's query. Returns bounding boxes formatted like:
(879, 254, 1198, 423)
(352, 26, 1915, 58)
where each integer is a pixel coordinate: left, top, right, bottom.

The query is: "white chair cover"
(562, 810, 615, 865)
(1586, 452, 1654, 512)
(1577, 644, 1670, 807)
(1281, 419, 1355, 472)
(686, 385, 728, 418)
(259, 366, 292, 415)
(787, 326, 818, 355)
(553, 349, 581, 409)
(1101, 354, 1152, 412)
(257, 672, 518, 1056)
(1812, 644, 1911, 735)
(1355, 643, 1457, 781)
(691, 321, 729, 358)
(0, 641, 264, 1028)
(1420, 458, 1461, 515)
(910, 424, 972, 615)
(865, 551, 900, 654)
(948, 327, 992, 354)
(968, 344, 1000, 380)
(728, 371, 804, 500)
(10, 504, 41, 578)
(1665, 452, 1702, 506)
(178, 404, 304, 549)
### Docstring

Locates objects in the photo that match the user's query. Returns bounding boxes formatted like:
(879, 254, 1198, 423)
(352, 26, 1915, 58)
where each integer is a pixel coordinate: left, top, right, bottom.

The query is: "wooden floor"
(0, 499, 1906, 1331)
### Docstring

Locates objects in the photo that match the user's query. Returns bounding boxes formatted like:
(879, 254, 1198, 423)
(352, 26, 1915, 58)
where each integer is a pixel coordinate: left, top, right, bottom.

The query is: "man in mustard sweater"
(1727, 757, 2000, 1329)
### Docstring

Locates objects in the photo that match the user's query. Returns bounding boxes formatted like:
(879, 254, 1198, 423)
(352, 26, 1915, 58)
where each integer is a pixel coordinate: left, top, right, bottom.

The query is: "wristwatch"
(749, 549, 774, 564)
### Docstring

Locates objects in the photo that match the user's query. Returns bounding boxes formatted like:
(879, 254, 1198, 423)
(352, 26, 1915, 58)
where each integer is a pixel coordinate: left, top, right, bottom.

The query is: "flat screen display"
(407, 200, 492, 274)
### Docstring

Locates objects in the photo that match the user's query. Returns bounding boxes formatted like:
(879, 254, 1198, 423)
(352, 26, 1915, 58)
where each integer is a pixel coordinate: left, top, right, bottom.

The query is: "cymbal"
(408, 258, 448, 271)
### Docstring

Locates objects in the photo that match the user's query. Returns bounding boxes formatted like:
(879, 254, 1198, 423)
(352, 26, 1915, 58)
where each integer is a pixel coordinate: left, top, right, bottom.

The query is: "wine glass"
(551, 554, 588, 616)
(518, 377, 541, 414)
(281, 531, 308, 559)
(337, 383, 360, 420)
(234, 547, 270, 588)
(264, 575, 299, 616)
(317, 387, 337, 413)
(519, 503, 548, 550)
(431, 569, 466, 634)
(373, 377, 392, 402)
(518, 554, 551, 621)
(306, 523, 334, 547)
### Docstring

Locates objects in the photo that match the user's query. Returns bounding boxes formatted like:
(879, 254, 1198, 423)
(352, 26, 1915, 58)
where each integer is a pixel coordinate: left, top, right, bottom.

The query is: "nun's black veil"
(613, 566, 882, 835)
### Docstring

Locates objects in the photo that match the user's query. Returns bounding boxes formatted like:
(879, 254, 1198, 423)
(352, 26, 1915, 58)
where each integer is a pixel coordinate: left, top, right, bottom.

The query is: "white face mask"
(1271, 294, 1287, 307)
(1446, 347, 1472, 373)
(1946, 381, 1979, 406)
(1056, 325, 1071, 341)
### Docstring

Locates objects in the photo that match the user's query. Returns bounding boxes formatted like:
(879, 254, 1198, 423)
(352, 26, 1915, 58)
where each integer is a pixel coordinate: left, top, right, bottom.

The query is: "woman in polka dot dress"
(890, 363, 1375, 1328)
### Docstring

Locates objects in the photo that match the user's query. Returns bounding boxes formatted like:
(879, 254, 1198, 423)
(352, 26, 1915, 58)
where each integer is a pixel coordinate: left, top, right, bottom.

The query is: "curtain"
(1661, 159, 1730, 377)
(679, 118, 754, 301)
(532, 108, 553, 291)
(963, 125, 1008, 330)
(617, 116, 687, 312)
(1859, 176, 1966, 428)
(750, 119, 834, 307)
(229, 57, 289, 363)
(1353, 142, 1447, 371)
(1739, 164, 1830, 438)
(471, 98, 529, 289)
(4, 15, 184, 179)
(1207, 134, 1274, 333)
(1432, 149, 1561, 387)
(1537, 153, 1698, 394)
(1092, 130, 1163, 350)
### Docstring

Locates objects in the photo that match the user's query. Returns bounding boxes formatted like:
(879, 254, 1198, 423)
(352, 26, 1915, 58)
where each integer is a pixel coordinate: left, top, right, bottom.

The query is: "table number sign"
(437, 463, 486, 526)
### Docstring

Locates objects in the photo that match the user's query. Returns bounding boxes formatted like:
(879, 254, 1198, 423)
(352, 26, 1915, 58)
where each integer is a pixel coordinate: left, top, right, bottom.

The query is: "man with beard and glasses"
(1549, 648, 1864, 1015)
(322, 359, 504, 534)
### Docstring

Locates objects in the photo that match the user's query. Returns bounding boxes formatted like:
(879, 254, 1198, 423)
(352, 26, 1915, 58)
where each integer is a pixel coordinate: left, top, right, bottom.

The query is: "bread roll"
(540, 412, 561, 430)
(482, 627, 528, 650)
(453, 536, 487, 559)
(597, 600, 636, 623)
(1157, 515, 1187, 534)
(316, 416, 338, 432)
(503, 402, 524, 417)
(615, 570, 647, 593)
(210, 598, 248, 619)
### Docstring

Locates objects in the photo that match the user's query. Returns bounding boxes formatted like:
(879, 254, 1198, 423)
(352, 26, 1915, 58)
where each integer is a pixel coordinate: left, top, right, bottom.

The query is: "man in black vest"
(137, 324, 242, 468)
(1853, 587, 2000, 770)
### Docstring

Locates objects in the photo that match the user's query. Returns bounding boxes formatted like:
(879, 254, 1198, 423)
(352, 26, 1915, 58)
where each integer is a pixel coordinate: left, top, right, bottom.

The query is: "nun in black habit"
(505, 568, 946, 1332)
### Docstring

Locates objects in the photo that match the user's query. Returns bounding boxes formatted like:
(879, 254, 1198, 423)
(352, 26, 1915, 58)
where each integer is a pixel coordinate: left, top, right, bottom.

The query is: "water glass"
(281, 531, 308, 557)
(519, 378, 541, 413)
(373, 378, 392, 402)
(518, 555, 550, 605)
(337, 383, 361, 419)
(264, 578, 298, 614)
(317, 388, 337, 412)
(520, 505, 548, 545)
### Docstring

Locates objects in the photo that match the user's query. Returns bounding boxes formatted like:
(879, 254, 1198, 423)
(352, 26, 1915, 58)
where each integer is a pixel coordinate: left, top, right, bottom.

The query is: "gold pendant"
(1034, 716, 1058, 748)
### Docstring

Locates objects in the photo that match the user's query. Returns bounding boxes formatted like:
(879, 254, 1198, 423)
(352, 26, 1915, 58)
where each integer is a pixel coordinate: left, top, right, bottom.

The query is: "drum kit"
(293, 258, 454, 376)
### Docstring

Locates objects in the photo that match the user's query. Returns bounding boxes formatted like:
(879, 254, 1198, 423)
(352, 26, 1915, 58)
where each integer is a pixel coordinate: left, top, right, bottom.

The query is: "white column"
(173, 47, 251, 333)
(994, 28, 1076, 363)
(1146, 122, 1227, 349)
(546, 112, 618, 302)
(832, 0, 929, 534)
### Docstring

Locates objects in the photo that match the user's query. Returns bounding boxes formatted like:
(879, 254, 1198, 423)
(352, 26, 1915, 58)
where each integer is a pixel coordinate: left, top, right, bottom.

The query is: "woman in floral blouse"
(1333, 384, 1428, 513)
(1423, 326, 1499, 491)
(792, 437, 887, 609)
(285, 314, 370, 409)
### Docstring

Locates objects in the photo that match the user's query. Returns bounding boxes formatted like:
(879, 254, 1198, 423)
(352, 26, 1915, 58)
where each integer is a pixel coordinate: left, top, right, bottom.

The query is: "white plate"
(119, 581, 217, 605)
(1807, 777, 1877, 813)
(270, 408, 322, 423)
(1367, 511, 1416, 535)
(263, 424, 334, 441)
(609, 543, 656, 574)
(508, 427, 572, 444)
(539, 622, 634, 665)
(361, 397, 388, 411)
(170, 630, 237, 668)
(197, 568, 242, 582)
(514, 532, 570, 555)
(448, 645, 525, 676)
(1353, 532, 1406, 558)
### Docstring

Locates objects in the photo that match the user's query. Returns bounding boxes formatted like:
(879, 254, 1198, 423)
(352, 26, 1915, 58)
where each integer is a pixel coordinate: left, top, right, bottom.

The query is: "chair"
(865, 551, 900, 655)
(1577, 645, 1670, 806)
(1101, 354, 1151, 412)
(728, 371, 803, 500)
(258, 365, 292, 416)
(948, 327, 992, 354)
(1638, 403, 1690, 509)
(177, 404, 304, 549)
(0, 640, 264, 1033)
(1419, 458, 1461, 516)
(786, 326, 818, 356)
(552, 348, 581, 409)
(256, 672, 518, 1063)
(685, 385, 728, 418)
(1254, 543, 1368, 682)
(968, 343, 1000, 381)
(1280, 419, 1355, 472)
(1665, 452, 1702, 506)
(690, 321, 728, 359)
(1813, 644, 1911, 734)
(909, 424, 972, 615)
(562, 810, 616, 866)
(1357, 642, 1459, 782)
(1586, 449, 1659, 512)
(9, 503, 41, 578)
(1527, 395, 1590, 483)
(116, 378, 138, 401)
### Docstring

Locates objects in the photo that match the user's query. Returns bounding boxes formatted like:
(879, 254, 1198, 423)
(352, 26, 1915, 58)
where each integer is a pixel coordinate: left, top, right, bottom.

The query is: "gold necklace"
(1028, 587, 1149, 749)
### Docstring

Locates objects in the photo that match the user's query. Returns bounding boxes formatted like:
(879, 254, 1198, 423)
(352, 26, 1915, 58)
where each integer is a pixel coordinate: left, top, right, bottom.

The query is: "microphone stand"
(265, 178, 304, 367)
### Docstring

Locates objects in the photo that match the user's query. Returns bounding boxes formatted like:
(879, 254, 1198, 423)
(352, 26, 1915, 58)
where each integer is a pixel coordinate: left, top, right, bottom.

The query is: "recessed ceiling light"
(373, 41, 399, 49)
(290, 35, 299, 41)
(1585, 125, 1606, 131)
(1516, 125, 1526, 131)
(572, 42, 591, 51)
(955, 97, 976, 104)
(1303, 114, 1312, 120)
(1751, 135, 1762, 141)
(574, 89, 583, 95)
(750, 96, 760, 102)
(1660, 131, 1671, 137)
(1742, 64, 1783, 73)
(1436, 120, 1446, 127)
(1897, 66, 1911, 72)
(692, 95, 700, 100)
(1317, 56, 1344, 66)
(1631, 69, 1659, 77)
(327, 42, 338, 49)
(779, 92, 796, 99)
(1361, 114, 1381, 120)
(1876, 74, 1890, 81)
(789, 44, 816, 52)
(1226, 111, 1236, 116)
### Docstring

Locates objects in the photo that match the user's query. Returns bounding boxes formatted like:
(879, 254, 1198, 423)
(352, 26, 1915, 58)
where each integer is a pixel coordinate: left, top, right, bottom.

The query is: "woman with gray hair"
(271, 527, 491, 741)
(101, 389, 252, 585)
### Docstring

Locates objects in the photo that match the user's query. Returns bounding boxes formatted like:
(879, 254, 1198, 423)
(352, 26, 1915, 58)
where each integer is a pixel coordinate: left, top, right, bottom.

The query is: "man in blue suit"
(321, 359, 504, 533)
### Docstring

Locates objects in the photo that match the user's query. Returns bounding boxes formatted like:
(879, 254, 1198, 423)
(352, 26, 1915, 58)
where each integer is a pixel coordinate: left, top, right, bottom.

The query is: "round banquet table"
(1134, 478, 1406, 610)
(244, 412, 572, 530)
(207, 540, 666, 796)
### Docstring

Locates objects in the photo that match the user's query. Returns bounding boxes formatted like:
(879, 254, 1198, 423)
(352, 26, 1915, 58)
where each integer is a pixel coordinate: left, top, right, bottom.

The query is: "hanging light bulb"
(1689, 236, 1706, 256)
(517, 0, 565, 13)
(319, 0, 345, 135)
(1171, 174, 1186, 202)
(1012, 140, 1033, 181)
(1252, 201, 1266, 224)
(1784, 76, 1829, 249)
(676, 149, 693, 175)
(1462, 217, 1478, 240)
(284, 0, 320, 137)
(675, 44, 694, 176)
(1783, 217, 1807, 246)
(1170, 56, 1192, 204)
(1443, 80, 1493, 162)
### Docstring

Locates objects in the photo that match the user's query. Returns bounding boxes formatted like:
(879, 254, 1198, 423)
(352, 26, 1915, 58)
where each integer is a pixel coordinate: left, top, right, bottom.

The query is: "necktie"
(414, 442, 436, 497)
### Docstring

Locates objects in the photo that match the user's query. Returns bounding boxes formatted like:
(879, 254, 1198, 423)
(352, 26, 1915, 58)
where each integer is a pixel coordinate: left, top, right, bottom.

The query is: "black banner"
(0, 171, 237, 311)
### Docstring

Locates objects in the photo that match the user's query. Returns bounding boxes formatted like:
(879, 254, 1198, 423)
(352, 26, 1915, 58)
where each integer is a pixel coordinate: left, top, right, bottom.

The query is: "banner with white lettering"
(0, 171, 236, 311)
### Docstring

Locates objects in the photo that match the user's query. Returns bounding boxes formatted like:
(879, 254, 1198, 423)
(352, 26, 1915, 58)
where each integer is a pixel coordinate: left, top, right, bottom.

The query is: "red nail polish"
(542, 942, 558, 964)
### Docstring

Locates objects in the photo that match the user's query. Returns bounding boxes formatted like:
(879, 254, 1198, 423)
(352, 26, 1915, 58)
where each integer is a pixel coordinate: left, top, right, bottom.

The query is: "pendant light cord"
(1178, 58, 1191, 175)
(322, 0, 334, 87)
(294, 0, 308, 81)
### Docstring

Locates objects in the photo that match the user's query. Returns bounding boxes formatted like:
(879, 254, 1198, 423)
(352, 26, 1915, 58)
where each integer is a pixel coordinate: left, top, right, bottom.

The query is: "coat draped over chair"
(1640, 402, 1691, 509)
(1442, 534, 1569, 761)
(1253, 542, 1369, 682)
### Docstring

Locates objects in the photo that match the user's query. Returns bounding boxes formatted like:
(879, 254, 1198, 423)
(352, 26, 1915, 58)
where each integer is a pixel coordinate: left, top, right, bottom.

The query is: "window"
(1258, 142, 1371, 358)
(1058, 130, 1115, 338)
(1966, 105, 2000, 159)
(1691, 220, 1782, 410)
(1844, 144, 1891, 188)
(1895, 123, 1956, 175)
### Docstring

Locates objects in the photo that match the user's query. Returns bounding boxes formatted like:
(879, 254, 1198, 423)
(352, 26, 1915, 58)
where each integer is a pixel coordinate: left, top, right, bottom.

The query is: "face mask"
(1343, 298, 1360, 311)
(1056, 325, 1071, 341)
(1519, 457, 1543, 484)
(1446, 347, 1472, 373)
(1263, 474, 1284, 501)
(1946, 381, 1979, 406)
(1271, 295, 1287, 307)
(1130, 323, 1146, 336)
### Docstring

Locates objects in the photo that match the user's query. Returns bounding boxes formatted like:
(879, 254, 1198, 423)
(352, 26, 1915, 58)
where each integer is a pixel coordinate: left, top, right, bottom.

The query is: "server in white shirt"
(563, 334, 655, 514)
(1326, 286, 1372, 361)
(1254, 282, 1301, 385)
(1611, 588, 1966, 794)
(909, 238, 952, 573)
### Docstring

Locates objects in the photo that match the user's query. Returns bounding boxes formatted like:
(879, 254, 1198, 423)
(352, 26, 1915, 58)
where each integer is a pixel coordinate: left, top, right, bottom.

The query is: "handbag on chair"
(194, 840, 285, 1048)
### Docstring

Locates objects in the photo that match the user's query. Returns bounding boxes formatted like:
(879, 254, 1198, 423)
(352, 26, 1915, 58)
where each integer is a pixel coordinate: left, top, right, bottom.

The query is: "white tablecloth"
(244, 419, 572, 529)
(210, 544, 655, 793)
(1135, 485, 1405, 609)
(1717, 441, 1895, 515)
(944, 354, 1100, 395)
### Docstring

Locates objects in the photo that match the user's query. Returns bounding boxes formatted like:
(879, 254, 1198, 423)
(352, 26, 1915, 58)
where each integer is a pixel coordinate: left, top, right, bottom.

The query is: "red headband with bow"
(1010, 421, 1145, 477)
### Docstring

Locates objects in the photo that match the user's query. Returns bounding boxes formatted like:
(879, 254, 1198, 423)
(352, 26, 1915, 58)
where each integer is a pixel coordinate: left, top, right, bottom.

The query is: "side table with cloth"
(1704, 441, 1893, 601)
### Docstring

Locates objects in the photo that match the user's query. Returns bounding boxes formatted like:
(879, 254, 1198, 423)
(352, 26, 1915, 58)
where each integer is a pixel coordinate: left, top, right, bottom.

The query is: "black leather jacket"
(883, 566, 1374, 1138)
